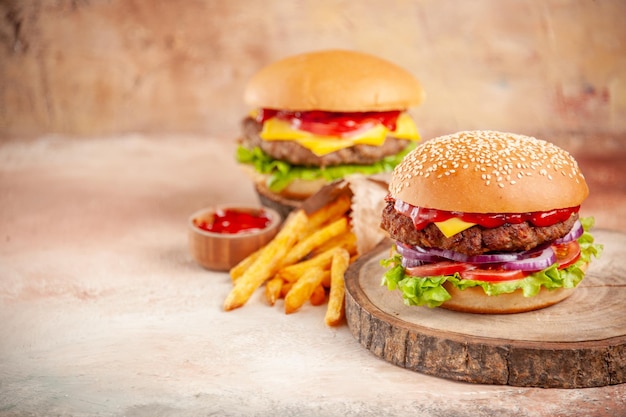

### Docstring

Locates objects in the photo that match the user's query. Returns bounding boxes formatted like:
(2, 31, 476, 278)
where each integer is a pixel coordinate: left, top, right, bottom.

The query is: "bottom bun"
(277, 178, 329, 200)
(254, 182, 303, 219)
(239, 164, 328, 200)
(240, 164, 331, 218)
(440, 282, 576, 314)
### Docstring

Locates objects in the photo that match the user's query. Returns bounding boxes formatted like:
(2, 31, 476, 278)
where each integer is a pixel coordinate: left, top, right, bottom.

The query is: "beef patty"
(240, 117, 410, 167)
(380, 199, 578, 256)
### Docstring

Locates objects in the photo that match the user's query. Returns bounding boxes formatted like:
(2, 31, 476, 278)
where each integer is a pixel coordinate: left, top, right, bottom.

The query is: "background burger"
(237, 49, 425, 217)
(380, 130, 603, 314)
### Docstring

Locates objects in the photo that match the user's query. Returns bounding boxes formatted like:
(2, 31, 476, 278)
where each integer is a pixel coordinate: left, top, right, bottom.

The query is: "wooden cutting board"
(344, 229, 626, 388)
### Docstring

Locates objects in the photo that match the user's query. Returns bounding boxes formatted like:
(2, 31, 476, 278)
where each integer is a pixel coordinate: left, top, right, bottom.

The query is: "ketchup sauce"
(256, 108, 401, 137)
(194, 208, 271, 234)
(391, 197, 579, 230)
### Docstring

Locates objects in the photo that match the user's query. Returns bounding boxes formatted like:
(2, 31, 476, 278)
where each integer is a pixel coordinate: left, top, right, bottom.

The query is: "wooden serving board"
(344, 229, 626, 388)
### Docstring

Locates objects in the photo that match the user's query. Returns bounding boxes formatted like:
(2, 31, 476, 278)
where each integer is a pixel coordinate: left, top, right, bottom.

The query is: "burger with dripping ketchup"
(380, 130, 603, 313)
(237, 49, 425, 216)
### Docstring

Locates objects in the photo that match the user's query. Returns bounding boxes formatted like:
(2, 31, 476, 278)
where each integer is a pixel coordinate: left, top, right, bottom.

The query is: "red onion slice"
(396, 243, 444, 263)
(466, 252, 520, 263)
(500, 246, 557, 271)
(401, 257, 428, 268)
(418, 247, 469, 262)
(397, 241, 558, 272)
(554, 220, 583, 244)
(399, 243, 520, 263)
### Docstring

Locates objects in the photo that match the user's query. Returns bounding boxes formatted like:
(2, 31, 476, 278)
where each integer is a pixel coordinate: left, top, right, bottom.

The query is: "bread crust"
(440, 283, 575, 314)
(244, 49, 425, 112)
(439, 262, 588, 314)
(389, 130, 589, 213)
(253, 182, 304, 219)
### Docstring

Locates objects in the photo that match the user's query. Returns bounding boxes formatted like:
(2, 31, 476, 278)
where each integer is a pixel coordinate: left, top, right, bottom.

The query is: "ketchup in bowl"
(194, 208, 272, 234)
(188, 205, 281, 271)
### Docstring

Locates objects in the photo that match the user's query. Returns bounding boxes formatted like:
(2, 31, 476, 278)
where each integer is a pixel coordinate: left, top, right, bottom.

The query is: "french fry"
(230, 246, 263, 282)
(280, 280, 294, 298)
(321, 270, 331, 288)
(310, 230, 358, 257)
(276, 246, 341, 283)
(325, 248, 350, 326)
(309, 284, 326, 306)
(284, 267, 327, 314)
(280, 217, 349, 266)
(224, 189, 357, 325)
(264, 277, 284, 306)
(301, 194, 351, 237)
(223, 210, 308, 311)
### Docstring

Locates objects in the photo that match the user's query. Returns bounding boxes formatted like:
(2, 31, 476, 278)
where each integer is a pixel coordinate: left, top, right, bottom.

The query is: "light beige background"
(1, 3, 625, 415)
(1, 0, 625, 144)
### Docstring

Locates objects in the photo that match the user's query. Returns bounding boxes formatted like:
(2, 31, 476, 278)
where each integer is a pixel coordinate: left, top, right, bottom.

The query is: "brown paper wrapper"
(300, 174, 390, 256)
(345, 174, 390, 256)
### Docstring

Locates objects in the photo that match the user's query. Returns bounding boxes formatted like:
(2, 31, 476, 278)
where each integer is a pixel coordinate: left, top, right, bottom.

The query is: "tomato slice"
(554, 241, 581, 269)
(460, 268, 528, 282)
(405, 261, 475, 277)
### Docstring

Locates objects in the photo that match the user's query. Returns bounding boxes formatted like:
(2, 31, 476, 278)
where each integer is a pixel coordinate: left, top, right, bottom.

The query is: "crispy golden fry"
(280, 281, 294, 298)
(284, 267, 327, 314)
(309, 284, 326, 306)
(264, 277, 284, 306)
(310, 230, 358, 257)
(276, 246, 341, 283)
(281, 217, 348, 266)
(325, 248, 350, 326)
(321, 270, 331, 288)
(229, 246, 263, 282)
(223, 210, 308, 311)
(301, 194, 351, 238)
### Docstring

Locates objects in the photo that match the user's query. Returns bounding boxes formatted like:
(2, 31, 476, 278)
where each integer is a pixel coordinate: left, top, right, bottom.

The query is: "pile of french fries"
(223, 194, 357, 326)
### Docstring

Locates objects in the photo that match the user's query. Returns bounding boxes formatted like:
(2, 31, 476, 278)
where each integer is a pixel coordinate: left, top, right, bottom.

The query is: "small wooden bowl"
(188, 205, 282, 271)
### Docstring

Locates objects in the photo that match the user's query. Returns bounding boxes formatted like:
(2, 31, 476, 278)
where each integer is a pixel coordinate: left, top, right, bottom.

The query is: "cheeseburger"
(380, 130, 603, 314)
(237, 49, 425, 216)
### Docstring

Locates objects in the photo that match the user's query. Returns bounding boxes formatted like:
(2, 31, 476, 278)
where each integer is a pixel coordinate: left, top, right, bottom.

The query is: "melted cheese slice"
(434, 217, 477, 238)
(259, 112, 420, 156)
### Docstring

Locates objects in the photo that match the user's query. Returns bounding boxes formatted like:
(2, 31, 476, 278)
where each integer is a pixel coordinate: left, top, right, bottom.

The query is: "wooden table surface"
(0, 134, 624, 417)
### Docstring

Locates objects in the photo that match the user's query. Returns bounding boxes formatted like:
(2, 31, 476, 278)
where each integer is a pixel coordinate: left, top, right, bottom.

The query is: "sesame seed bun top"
(389, 130, 589, 213)
(244, 49, 425, 112)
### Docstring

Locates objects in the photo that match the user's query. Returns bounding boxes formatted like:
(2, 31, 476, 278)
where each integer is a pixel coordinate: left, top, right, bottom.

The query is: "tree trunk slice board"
(344, 229, 626, 388)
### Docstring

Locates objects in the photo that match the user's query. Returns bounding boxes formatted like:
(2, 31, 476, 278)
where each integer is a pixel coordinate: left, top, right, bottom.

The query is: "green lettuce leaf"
(236, 142, 417, 192)
(380, 217, 604, 308)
